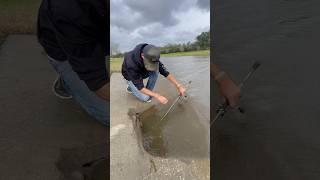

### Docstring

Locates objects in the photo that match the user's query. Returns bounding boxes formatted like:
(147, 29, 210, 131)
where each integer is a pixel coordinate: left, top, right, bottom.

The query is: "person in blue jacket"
(122, 44, 186, 104)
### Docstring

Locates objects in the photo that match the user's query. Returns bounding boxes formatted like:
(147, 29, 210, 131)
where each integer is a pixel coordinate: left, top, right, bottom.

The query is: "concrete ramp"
(110, 73, 210, 180)
(0, 35, 107, 180)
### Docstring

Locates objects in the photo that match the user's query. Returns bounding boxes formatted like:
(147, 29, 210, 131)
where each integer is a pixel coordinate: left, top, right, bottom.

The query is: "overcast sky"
(111, 0, 210, 52)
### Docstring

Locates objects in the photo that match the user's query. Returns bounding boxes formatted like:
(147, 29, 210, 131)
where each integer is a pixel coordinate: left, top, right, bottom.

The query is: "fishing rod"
(159, 81, 192, 122)
(211, 61, 261, 126)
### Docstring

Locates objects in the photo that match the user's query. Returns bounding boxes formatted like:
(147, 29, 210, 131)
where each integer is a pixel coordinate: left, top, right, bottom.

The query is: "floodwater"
(136, 56, 210, 159)
(213, 0, 320, 179)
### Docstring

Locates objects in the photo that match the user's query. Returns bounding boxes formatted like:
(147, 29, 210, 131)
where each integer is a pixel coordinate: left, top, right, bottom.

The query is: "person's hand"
(216, 74, 241, 108)
(176, 84, 186, 96)
(155, 94, 168, 104)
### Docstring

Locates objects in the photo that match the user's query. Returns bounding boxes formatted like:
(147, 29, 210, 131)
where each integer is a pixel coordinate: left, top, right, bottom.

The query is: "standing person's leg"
(48, 56, 109, 126)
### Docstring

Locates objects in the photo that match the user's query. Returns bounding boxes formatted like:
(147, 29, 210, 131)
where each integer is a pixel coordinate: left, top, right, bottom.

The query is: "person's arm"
(95, 82, 110, 101)
(211, 63, 241, 108)
(158, 61, 186, 96)
(166, 74, 186, 96)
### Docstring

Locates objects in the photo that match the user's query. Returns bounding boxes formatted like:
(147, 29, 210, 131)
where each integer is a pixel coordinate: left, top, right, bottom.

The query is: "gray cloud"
(124, 0, 191, 27)
(111, 0, 191, 31)
(111, 0, 210, 51)
(196, 0, 210, 10)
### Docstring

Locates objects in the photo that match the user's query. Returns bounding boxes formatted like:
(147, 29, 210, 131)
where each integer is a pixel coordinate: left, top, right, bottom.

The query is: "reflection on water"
(135, 57, 210, 159)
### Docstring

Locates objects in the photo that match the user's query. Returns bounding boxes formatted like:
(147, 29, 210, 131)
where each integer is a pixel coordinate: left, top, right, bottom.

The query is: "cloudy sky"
(111, 0, 210, 52)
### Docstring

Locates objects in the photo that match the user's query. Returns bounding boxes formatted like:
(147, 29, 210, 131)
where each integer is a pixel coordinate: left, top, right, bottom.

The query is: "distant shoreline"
(161, 50, 210, 57)
(110, 50, 210, 73)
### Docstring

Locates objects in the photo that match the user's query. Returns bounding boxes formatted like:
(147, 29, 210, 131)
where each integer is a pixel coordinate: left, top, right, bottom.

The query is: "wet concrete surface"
(0, 35, 108, 180)
(213, 0, 320, 179)
(110, 72, 210, 180)
(137, 57, 210, 159)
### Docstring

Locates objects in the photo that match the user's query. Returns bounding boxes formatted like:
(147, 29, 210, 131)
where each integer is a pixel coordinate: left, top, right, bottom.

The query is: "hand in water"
(216, 75, 241, 108)
(177, 85, 186, 96)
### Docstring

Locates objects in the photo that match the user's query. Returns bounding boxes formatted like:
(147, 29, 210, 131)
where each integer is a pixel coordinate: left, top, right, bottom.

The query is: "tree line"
(160, 31, 210, 54)
(111, 31, 210, 58)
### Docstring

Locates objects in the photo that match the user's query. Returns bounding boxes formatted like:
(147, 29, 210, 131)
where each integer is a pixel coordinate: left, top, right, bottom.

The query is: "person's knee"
(148, 73, 158, 85)
(149, 71, 159, 78)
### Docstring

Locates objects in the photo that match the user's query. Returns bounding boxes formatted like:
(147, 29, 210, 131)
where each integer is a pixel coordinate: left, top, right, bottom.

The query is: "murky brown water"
(135, 56, 210, 159)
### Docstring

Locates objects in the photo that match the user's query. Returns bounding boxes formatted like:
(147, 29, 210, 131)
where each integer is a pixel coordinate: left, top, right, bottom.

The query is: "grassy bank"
(110, 58, 123, 73)
(0, 0, 41, 47)
(110, 50, 210, 72)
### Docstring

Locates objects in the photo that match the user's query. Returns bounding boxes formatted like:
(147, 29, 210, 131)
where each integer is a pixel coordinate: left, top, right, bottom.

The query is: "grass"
(110, 58, 123, 73)
(0, 0, 41, 47)
(110, 50, 210, 72)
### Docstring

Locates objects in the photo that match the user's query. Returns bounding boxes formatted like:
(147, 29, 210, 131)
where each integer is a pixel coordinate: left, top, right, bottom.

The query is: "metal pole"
(159, 81, 192, 122)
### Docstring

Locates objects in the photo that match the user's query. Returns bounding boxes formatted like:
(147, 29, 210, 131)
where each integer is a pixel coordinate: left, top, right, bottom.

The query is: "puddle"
(137, 100, 209, 158)
(134, 57, 210, 159)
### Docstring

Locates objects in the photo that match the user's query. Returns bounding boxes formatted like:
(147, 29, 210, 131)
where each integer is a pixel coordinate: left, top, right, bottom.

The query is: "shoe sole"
(126, 89, 133, 94)
(52, 76, 73, 100)
(126, 85, 133, 94)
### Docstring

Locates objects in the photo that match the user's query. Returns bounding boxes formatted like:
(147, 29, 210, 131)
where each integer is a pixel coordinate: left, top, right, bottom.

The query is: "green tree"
(195, 31, 210, 49)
